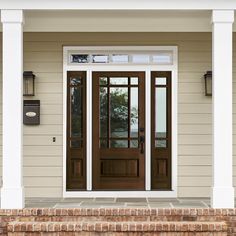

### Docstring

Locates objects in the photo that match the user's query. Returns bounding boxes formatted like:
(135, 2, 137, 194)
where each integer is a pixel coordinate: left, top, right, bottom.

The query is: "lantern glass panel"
(205, 76, 212, 96)
(23, 76, 35, 96)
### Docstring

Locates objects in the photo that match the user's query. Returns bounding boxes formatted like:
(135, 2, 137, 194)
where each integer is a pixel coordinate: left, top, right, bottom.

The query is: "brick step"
(7, 221, 228, 236)
(4, 208, 232, 223)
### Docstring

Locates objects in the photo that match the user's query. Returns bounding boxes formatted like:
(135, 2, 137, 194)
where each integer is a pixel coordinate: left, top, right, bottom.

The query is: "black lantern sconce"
(204, 71, 212, 96)
(23, 71, 36, 96)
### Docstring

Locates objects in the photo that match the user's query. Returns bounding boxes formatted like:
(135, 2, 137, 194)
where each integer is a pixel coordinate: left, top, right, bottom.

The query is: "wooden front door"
(92, 72, 145, 190)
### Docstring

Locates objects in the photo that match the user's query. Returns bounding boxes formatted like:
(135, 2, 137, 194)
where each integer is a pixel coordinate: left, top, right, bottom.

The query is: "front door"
(92, 72, 145, 190)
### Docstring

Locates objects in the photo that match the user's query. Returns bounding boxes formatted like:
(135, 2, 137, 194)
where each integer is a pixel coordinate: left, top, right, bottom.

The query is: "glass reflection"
(111, 140, 128, 148)
(130, 77, 139, 85)
(110, 77, 128, 85)
(110, 87, 128, 138)
(130, 87, 138, 137)
(99, 77, 108, 85)
(155, 140, 166, 148)
(100, 87, 108, 138)
(130, 140, 138, 148)
(155, 77, 166, 85)
(71, 87, 82, 138)
(155, 88, 166, 138)
(70, 77, 82, 86)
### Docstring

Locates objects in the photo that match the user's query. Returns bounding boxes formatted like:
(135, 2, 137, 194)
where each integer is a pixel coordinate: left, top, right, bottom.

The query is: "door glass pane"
(110, 77, 128, 85)
(155, 77, 166, 85)
(71, 140, 83, 148)
(130, 139, 138, 148)
(71, 54, 89, 63)
(112, 54, 129, 63)
(155, 139, 166, 148)
(92, 55, 109, 63)
(70, 77, 82, 86)
(71, 87, 83, 138)
(100, 139, 108, 148)
(130, 77, 139, 85)
(99, 77, 108, 85)
(155, 87, 166, 139)
(100, 87, 108, 138)
(110, 87, 128, 138)
(130, 87, 139, 137)
(132, 55, 150, 63)
(152, 54, 172, 64)
(111, 140, 128, 148)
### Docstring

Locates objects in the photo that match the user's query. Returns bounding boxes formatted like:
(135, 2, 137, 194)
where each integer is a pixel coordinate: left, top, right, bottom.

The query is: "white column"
(1, 10, 24, 209)
(211, 10, 234, 208)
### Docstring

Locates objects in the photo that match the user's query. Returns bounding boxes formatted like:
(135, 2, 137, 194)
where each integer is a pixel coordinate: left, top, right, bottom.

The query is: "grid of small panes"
(69, 52, 173, 65)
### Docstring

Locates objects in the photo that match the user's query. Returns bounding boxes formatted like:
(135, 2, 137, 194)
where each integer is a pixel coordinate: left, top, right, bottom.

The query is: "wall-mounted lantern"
(23, 71, 35, 96)
(204, 71, 212, 96)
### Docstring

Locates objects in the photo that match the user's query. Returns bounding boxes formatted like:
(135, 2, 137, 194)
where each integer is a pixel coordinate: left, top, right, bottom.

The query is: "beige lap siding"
(0, 32, 234, 197)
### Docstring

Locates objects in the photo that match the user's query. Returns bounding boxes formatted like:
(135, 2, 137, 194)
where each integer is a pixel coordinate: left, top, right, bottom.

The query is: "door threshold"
(63, 191, 177, 198)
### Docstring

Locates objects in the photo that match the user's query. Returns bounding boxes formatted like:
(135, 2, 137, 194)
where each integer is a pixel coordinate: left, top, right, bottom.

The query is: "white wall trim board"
(63, 46, 178, 198)
(0, 0, 236, 10)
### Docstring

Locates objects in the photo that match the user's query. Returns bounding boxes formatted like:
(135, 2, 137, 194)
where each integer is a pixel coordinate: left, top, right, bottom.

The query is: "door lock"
(139, 135, 145, 154)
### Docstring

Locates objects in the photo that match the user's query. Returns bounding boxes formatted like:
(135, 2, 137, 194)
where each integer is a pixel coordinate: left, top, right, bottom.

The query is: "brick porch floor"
(25, 198, 211, 208)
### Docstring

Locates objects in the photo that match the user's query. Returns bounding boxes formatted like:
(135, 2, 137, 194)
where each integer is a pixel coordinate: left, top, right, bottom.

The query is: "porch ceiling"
(0, 10, 226, 32)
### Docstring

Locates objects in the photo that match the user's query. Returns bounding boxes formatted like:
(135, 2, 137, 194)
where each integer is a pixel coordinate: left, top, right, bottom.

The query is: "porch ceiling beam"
(0, 0, 236, 10)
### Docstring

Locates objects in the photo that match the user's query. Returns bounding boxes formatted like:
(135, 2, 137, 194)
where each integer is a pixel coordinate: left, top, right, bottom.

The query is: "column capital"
(1, 10, 24, 24)
(212, 10, 234, 24)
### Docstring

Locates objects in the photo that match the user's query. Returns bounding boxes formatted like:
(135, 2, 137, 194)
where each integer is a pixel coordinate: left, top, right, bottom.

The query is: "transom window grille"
(68, 51, 173, 65)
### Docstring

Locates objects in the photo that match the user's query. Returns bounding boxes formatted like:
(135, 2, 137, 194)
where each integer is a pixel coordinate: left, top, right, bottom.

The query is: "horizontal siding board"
(178, 166, 211, 176)
(178, 124, 212, 135)
(178, 135, 211, 145)
(24, 146, 62, 156)
(178, 187, 210, 197)
(178, 156, 211, 166)
(178, 177, 211, 187)
(24, 136, 62, 146)
(24, 177, 62, 187)
(24, 157, 62, 166)
(24, 167, 62, 177)
(24, 33, 212, 42)
(23, 125, 63, 135)
(25, 187, 62, 198)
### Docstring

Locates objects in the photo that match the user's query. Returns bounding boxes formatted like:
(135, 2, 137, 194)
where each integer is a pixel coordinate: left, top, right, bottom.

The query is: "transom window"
(68, 51, 173, 65)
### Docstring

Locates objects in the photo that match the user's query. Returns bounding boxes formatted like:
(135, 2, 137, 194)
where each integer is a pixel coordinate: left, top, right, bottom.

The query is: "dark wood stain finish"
(151, 71, 172, 190)
(92, 71, 145, 190)
(66, 71, 86, 190)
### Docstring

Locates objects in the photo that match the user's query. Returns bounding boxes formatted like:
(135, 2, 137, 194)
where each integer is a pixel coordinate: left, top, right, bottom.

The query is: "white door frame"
(63, 46, 178, 198)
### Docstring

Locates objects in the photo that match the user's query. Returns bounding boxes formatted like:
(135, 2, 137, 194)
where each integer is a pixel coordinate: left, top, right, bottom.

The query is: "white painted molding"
(1, 10, 24, 23)
(212, 10, 234, 23)
(211, 10, 235, 208)
(1, 9, 25, 209)
(0, 0, 236, 10)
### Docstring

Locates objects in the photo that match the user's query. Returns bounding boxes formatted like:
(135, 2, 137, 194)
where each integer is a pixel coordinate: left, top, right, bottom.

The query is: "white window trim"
(63, 46, 178, 198)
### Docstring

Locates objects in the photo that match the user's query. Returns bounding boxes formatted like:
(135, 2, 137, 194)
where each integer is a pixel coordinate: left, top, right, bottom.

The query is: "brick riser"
(7, 221, 227, 236)
(7, 233, 228, 236)
(0, 208, 235, 235)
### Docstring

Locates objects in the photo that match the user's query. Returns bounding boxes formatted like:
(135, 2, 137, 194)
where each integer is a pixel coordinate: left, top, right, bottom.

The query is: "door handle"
(139, 135, 145, 154)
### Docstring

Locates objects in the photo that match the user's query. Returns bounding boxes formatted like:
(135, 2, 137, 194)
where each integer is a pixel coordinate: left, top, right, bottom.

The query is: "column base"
(1, 187, 24, 209)
(211, 187, 234, 208)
